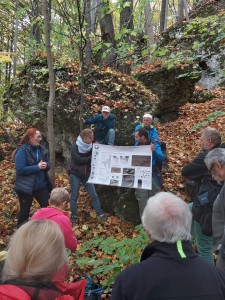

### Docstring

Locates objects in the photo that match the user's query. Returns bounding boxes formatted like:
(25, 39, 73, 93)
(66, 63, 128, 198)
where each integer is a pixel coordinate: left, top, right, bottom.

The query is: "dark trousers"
(17, 188, 49, 226)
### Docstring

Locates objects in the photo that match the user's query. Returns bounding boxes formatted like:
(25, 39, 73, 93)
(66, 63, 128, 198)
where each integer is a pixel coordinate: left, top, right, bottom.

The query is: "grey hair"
(201, 127, 221, 146)
(50, 187, 69, 206)
(204, 148, 225, 170)
(142, 192, 192, 243)
(2, 220, 68, 282)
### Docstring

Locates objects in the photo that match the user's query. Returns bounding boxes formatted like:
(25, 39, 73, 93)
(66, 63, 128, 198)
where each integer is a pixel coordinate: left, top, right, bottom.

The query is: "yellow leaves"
(0, 54, 12, 63)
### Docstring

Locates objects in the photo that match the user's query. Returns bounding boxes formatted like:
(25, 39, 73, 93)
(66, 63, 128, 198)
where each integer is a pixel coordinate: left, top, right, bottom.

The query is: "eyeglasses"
(209, 163, 215, 173)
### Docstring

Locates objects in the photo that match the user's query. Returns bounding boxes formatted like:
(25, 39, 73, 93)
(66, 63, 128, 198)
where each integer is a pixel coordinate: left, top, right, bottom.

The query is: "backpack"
(0, 280, 80, 300)
(75, 275, 102, 300)
(193, 178, 223, 236)
(0, 280, 86, 300)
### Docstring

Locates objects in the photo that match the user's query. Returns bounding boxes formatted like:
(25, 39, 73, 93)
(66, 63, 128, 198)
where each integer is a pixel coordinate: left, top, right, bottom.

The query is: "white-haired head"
(142, 192, 192, 243)
(143, 113, 152, 119)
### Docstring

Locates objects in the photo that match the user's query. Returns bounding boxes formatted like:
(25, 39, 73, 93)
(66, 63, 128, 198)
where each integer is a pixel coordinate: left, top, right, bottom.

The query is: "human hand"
(38, 160, 47, 169)
(150, 144, 155, 152)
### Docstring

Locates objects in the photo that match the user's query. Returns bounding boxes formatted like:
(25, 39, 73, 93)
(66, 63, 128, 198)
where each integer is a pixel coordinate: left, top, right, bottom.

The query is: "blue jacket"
(135, 124, 159, 146)
(15, 143, 51, 195)
(138, 140, 164, 187)
(84, 114, 115, 142)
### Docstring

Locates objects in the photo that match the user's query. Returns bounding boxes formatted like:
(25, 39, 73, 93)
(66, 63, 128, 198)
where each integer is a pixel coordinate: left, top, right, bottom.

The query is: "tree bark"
(31, 0, 41, 43)
(160, 0, 169, 33)
(13, 0, 19, 77)
(85, 0, 92, 70)
(97, 0, 117, 68)
(177, 0, 184, 23)
(144, 2, 154, 51)
(42, 0, 55, 184)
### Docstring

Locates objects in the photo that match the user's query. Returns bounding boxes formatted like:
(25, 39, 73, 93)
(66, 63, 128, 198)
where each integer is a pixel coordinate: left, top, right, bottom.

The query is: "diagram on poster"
(88, 144, 152, 190)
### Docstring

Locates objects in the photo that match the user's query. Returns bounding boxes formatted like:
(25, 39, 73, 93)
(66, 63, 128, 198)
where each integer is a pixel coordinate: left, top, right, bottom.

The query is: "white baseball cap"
(102, 106, 111, 112)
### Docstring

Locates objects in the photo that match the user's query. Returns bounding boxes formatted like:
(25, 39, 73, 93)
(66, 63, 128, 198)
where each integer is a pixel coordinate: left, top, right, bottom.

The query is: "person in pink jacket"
(31, 187, 77, 252)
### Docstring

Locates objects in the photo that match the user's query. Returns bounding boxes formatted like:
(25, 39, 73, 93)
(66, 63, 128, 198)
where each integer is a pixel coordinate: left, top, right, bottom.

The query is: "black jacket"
(182, 150, 222, 235)
(70, 144, 92, 178)
(111, 240, 225, 300)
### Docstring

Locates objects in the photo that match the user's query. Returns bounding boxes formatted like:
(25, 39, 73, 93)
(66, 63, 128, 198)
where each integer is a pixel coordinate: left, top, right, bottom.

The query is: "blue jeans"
(189, 203, 214, 264)
(70, 174, 103, 217)
(135, 178, 161, 219)
(98, 129, 115, 145)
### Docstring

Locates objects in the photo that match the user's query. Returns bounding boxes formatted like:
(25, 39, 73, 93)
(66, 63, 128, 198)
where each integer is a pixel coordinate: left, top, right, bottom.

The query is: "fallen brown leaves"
(1, 86, 225, 280)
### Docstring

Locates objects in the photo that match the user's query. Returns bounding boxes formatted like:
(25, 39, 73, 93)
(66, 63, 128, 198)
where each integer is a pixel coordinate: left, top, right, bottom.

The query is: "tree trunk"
(13, 0, 19, 77)
(31, 0, 41, 43)
(91, 0, 98, 33)
(85, 0, 92, 70)
(144, 2, 154, 52)
(118, 0, 133, 74)
(97, 0, 117, 68)
(160, 0, 169, 33)
(177, 0, 184, 23)
(42, 0, 55, 184)
(120, 0, 133, 31)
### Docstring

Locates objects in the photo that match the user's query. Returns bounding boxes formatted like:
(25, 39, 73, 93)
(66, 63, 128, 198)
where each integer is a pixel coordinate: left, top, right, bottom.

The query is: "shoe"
(71, 216, 77, 225)
(99, 214, 107, 222)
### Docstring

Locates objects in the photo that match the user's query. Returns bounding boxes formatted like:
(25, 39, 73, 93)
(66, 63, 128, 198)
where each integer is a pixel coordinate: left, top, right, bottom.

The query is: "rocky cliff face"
(6, 0, 225, 224)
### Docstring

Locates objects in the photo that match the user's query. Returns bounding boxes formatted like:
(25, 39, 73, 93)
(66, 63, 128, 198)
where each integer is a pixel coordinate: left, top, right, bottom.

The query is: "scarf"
(76, 135, 92, 153)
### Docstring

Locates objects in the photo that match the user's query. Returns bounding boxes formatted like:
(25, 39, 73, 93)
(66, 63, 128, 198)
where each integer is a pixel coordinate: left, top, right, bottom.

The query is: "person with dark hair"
(182, 127, 223, 264)
(14, 128, 51, 227)
(135, 127, 164, 218)
(84, 105, 115, 145)
(0, 220, 86, 299)
(31, 187, 77, 252)
(69, 128, 106, 223)
(111, 192, 225, 300)
(135, 113, 167, 171)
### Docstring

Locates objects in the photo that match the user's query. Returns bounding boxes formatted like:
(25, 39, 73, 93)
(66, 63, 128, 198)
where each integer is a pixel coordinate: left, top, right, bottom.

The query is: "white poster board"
(88, 144, 152, 190)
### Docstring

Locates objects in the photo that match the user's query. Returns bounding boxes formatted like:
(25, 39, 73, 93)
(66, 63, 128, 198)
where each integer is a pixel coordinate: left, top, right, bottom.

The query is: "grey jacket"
(213, 182, 225, 251)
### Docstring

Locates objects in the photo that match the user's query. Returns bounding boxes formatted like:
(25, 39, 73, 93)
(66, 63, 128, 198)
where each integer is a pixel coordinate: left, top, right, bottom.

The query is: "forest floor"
(1, 85, 225, 283)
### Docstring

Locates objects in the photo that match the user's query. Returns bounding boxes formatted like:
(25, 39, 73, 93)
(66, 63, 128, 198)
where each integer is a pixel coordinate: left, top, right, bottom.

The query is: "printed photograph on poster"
(88, 144, 152, 190)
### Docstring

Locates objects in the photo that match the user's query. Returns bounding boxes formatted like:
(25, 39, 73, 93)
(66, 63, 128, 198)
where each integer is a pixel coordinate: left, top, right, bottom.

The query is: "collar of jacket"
(140, 240, 197, 262)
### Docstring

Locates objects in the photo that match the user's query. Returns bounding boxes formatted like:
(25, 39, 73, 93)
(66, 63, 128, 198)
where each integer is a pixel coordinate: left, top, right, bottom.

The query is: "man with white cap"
(84, 105, 115, 145)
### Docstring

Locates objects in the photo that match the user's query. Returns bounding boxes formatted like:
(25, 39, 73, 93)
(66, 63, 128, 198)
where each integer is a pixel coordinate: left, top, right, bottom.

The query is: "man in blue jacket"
(84, 105, 115, 145)
(135, 127, 164, 218)
(111, 192, 225, 300)
(135, 113, 158, 145)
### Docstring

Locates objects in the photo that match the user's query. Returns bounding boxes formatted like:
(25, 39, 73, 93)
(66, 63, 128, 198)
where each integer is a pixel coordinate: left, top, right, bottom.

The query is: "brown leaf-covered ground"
(1, 86, 225, 282)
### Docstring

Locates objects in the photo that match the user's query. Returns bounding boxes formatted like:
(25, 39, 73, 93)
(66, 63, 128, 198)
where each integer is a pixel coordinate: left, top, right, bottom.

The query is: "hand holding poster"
(88, 144, 152, 190)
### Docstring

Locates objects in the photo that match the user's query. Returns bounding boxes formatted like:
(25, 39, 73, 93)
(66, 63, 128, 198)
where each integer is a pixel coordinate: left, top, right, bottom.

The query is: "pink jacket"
(31, 207, 77, 252)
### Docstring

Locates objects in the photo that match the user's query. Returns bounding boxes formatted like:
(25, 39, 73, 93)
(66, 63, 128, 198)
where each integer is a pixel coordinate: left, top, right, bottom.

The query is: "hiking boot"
(71, 216, 77, 225)
(99, 214, 107, 222)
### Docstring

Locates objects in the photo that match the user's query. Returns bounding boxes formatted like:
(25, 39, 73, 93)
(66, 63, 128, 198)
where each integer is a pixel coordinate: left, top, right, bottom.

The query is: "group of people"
(3, 105, 225, 299)
(13, 105, 165, 227)
(181, 127, 225, 267)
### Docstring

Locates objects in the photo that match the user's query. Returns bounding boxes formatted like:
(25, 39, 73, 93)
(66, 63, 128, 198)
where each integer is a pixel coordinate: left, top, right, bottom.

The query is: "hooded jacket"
(111, 240, 225, 300)
(31, 207, 77, 252)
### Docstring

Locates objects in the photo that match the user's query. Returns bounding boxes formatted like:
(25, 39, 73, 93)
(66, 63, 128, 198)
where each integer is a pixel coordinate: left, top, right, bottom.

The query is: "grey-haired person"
(111, 192, 225, 300)
(204, 147, 225, 268)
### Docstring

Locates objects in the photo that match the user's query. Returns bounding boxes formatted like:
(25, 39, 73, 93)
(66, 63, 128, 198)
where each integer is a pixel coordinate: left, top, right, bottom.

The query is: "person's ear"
(214, 161, 222, 170)
(48, 199, 51, 205)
